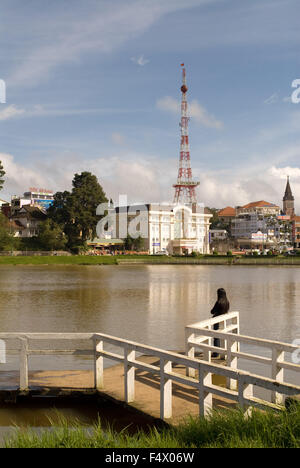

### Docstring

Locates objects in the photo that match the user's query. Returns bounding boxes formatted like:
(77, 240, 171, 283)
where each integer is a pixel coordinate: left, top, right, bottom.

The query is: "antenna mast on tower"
(173, 64, 199, 205)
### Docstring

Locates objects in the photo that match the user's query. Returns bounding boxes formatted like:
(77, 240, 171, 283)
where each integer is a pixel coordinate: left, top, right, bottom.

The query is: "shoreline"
(0, 255, 300, 266)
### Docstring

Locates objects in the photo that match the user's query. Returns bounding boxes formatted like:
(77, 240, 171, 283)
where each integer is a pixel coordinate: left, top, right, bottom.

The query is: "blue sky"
(1, 0, 300, 210)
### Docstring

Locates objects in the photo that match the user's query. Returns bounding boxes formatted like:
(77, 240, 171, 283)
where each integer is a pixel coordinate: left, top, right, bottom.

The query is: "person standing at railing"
(210, 288, 230, 358)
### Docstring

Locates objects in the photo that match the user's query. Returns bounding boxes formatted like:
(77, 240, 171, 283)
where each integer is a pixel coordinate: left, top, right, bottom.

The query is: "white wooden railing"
(0, 330, 300, 420)
(185, 312, 300, 404)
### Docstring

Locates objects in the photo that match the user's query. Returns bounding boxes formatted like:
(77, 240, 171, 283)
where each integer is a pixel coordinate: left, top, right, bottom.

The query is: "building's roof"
(283, 176, 294, 201)
(292, 216, 300, 222)
(13, 220, 24, 228)
(241, 201, 279, 209)
(13, 205, 47, 220)
(218, 206, 236, 217)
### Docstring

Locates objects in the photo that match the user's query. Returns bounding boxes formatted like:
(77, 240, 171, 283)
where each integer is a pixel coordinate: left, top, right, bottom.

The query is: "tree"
(0, 161, 5, 191)
(48, 172, 108, 248)
(206, 207, 230, 231)
(70, 172, 108, 241)
(37, 219, 67, 251)
(48, 190, 80, 248)
(0, 213, 11, 251)
(134, 235, 144, 251)
(124, 234, 144, 251)
(124, 234, 134, 250)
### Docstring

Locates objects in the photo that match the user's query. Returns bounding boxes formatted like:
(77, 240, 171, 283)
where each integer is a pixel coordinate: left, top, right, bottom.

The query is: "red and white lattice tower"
(173, 64, 199, 205)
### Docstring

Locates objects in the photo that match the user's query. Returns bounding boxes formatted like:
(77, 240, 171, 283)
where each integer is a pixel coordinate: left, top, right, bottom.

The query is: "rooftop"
(241, 200, 279, 209)
(218, 206, 236, 217)
(13, 205, 47, 220)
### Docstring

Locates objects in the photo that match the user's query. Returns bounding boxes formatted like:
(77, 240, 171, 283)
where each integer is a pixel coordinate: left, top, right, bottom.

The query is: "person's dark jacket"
(211, 288, 230, 329)
(210, 288, 230, 353)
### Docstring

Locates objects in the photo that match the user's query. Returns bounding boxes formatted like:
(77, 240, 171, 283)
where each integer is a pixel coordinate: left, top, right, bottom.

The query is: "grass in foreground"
(5, 405, 300, 448)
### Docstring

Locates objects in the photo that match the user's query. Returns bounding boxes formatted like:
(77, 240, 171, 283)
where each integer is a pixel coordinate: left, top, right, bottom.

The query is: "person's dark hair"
(211, 288, 230, 317)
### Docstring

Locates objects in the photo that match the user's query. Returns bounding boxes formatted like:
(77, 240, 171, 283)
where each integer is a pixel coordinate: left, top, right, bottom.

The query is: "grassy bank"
(5, 406, 300, 448)
(0, 254, 300, 266)
(117, 255, 300, 265)
(0, 254, 175, 265)
(0, 255, 119, 265)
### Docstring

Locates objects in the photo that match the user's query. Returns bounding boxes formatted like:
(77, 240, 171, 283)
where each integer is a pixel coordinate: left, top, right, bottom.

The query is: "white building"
(114, 203, 211, 255)
(231, 214, 266, 239)
(0, 198, 8, 207)
(11, 188, 54, 214)
(209, 229, 228, 241)
(12, 205, 47, 237)
(231, 212, 292, 249)
(236, 200, 280, 216)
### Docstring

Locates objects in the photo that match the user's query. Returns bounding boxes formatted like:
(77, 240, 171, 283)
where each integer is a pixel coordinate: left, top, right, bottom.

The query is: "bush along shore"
(4, 406, 300, 448)
(0, 254, 300, 265)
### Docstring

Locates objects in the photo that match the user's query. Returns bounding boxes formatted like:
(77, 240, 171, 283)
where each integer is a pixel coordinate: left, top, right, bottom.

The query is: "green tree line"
(0, 168, 109, 252)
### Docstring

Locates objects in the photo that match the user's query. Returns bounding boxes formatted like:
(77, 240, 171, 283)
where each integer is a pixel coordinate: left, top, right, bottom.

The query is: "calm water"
(0, 264, 299, 436)
(0, 264, 299, 347)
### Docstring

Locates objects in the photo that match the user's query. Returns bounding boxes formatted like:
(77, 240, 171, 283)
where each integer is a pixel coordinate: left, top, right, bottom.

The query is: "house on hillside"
(11, 205, 47, 237)
(236, 201, 280, 216)
(218, 206, 236, 224)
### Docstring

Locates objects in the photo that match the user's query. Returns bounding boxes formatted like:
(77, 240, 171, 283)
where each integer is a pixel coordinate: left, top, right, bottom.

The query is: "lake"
(0, 264, 299, 438)
(0, 264, 299, 347)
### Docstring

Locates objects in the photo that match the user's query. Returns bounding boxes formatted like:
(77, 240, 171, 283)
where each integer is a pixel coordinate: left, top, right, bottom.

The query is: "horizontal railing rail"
(0, 330, 300, 420)
(185, 312, 300, 405)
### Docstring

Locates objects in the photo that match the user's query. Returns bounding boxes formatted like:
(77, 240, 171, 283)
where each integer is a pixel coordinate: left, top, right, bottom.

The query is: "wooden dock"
(0, 355, 232, 426)
(0, 312, 299, 424)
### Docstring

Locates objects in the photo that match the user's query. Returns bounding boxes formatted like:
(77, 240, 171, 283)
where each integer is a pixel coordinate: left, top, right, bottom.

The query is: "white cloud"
(156, 96, 223, 129)
(7, 0, 205, 88)
(189, 100, 223, 129)
(0, 105, 25, 121)
(0, 151, 173, 204)
(269, 166, 300, 179)
(0, 104, 144, 121)
(1, 149, 299, 213)
(264, 92, 279, 105)
(131, 54, 150, 66)
(0, 152, 51, 196)
(157, 96, 180, 114)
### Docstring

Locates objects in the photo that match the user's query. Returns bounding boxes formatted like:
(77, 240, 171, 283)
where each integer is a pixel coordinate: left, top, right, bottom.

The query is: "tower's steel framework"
(173, 64, 199, 205)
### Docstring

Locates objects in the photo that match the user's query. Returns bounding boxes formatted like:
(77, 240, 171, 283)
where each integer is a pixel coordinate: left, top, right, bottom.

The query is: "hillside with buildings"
(209, 177, 299, 254)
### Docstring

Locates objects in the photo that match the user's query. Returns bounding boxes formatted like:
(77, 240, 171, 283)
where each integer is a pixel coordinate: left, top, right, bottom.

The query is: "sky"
(1, 0, 300, 210)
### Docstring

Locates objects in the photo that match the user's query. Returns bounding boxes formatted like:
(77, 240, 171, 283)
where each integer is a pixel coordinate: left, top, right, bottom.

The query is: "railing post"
(199, 364, 212, 417)
(235, 313, 240, 336)
(271, 347, 284, 404)
(185, 330, 195, 377)
(220, 319, 226, 360)
(94, 338, 104, 390)
(160, 359, 172, 420)
(19, 337, 28, 391)
(227, 338, 238, 390)
(203, 326, 212, 363)
(124, 346, 135, 403)
(238, 375, 253, 412)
